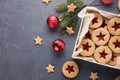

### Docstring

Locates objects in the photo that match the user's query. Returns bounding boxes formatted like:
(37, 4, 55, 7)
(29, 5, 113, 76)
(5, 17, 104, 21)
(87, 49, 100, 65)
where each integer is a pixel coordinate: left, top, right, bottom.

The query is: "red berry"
(47, 15, 59, 29)
(101, 0, 113, 4)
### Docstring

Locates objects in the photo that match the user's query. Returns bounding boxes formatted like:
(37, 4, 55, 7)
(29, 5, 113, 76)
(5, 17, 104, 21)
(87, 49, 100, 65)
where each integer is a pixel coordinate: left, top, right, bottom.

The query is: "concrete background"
(0, 0, 120, 80)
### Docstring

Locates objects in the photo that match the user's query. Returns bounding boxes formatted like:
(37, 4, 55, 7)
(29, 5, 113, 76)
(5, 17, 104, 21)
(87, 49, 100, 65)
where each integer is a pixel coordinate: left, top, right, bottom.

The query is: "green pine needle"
(55, 0, 84, 34)
(55, 3, 67, 12)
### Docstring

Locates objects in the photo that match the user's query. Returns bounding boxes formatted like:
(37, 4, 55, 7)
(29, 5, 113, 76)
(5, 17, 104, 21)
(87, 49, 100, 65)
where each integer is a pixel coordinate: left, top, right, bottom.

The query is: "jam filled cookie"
(62, 61, 79, 78)
(107, 17, 120, 35)
(108, 36, 120, 54)
(101, 17, 109, 29)
(78, 39, 95, 57)
(89, 12, 103, 29)
(92, 28, 110, 46)
(94, 46, 112, 64)
(84, 29, 93, 40)
(107, 54, 117, 66)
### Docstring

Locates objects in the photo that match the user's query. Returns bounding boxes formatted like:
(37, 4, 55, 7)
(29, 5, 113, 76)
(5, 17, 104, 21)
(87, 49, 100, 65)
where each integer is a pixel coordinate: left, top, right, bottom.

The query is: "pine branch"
(55, 3, 67, 12)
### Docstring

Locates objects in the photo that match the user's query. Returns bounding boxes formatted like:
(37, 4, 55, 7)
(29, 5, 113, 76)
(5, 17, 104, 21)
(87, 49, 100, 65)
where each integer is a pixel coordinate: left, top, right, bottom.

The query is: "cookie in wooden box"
(89, 12, 103, 29)
(77, 39, 95, 57)
(107, 17, 120, 36)
(92, 28, 110, 46)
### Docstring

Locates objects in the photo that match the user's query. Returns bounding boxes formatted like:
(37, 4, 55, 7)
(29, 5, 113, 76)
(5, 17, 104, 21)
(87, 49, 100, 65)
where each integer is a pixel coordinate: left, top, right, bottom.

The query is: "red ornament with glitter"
(47, 15, 59, 29)
(52, 39, 65, 52)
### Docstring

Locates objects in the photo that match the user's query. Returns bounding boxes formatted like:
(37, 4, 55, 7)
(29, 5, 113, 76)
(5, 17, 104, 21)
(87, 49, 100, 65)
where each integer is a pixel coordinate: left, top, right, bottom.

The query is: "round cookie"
(62, 61, 79, 78)
(107, 17, 120, 35)
(92, 28, 110, 46)
(108, 36, 120, 54)
(84, 29, 94, 39)
(101, 17, 109, 29)
(107, 54, 117, 66)
(89, 12, 103, 29)
(78, 39, 95, 57)
(94, 46, 112, 64)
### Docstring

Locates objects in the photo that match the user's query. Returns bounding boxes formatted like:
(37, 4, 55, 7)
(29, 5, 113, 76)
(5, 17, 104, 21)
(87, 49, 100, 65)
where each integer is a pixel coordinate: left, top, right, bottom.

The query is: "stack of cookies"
(77, 11, 120, 66)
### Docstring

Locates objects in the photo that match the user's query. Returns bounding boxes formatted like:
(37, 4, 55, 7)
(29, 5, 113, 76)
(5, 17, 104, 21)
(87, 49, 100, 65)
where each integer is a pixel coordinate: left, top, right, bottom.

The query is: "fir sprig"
(55, 0, 100, 34)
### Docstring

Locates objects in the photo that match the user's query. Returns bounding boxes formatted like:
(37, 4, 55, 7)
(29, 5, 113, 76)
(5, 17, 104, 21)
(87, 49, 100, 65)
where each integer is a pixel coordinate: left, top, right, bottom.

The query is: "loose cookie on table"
(89, 72, 99, 80)
(46, 64, 55, 73)
(78, 39, 95, 57)
(89, 12, 103, 29)
(118, 0, 120, 10)
(42, 0, 51, 4)
(115, 75, 120, 80)
(92, 28, 110, 46)
(66, 27, 75, 35)
(62, 61, 79, 78)
(107, 17, 120, 36)
(108, 36, 120, 54)
(94, 46, 112, 64)
(34, 36, 43, 45)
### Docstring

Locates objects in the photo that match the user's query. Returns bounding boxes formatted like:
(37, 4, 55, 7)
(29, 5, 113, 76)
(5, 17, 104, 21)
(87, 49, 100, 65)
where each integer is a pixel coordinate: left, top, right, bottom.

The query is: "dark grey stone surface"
(0, 0, 120, 80)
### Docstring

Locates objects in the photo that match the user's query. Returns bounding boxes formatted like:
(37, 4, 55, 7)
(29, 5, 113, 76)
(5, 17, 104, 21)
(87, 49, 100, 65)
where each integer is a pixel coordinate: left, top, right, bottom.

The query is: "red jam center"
(96, 32, 105, 41)
(101, 20, 107, 28)
(112, 22, 120, 31)
(65, 65, 74, 74)
(113, 39, 120, 48)
(82, 42, 91, 51)
(92, 17, 98, 25)
(111, 55, 116, 61)
(85, 31, 91, 39)
(100, 50, 108, 59)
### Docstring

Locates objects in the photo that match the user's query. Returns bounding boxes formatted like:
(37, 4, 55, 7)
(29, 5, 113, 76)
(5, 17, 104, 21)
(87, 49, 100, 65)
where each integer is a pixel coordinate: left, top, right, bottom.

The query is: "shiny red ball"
(52, 39, 65, 52)
(47, 15, 59, 29)
(101, 0, 113, 4)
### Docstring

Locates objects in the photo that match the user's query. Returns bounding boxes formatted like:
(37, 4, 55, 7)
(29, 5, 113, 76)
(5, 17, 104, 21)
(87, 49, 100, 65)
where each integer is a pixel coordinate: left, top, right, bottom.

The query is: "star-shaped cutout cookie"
(115, 75, 120, 80)
(89, 72, 99, 80)
(67, 3, 77, 12)
(34, 36, 43, 45)
(118, 0, 120, 10)
(42, 0, 51, 4)
(66, 27, 74, 35)
(46, 64, 55, 73)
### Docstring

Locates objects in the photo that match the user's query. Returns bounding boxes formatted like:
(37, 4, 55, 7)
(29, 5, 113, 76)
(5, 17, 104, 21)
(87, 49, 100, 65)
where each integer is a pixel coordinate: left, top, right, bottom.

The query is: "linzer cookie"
(89, 12, 103, 29)
(108, 36, 120, 54)
(101, 17, 109, 29)
(78, 39, 95, 57)
(107, 17, 120, 36)
(62, 61, 79, 78)
(92, 28, 110, 46)
(94, 46, 112, 64)
(84, 29, 93, 40)
(73, 8, 120, 69)
(107, 54, 117, 66)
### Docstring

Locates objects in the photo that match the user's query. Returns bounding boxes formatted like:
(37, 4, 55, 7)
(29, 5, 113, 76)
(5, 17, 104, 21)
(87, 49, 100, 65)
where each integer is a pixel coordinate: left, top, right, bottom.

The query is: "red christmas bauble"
(101, 0, 113, 4)
(47, 15, 59, 29)
(52, 39, 65, 52)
